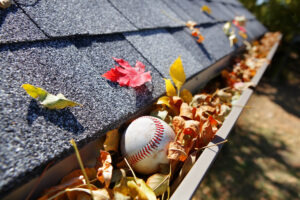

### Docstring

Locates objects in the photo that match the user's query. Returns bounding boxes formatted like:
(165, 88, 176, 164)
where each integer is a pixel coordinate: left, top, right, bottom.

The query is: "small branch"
(124, 157, 138, 185)
(70, 139, 94, 200)
(198, 139, 228, 151)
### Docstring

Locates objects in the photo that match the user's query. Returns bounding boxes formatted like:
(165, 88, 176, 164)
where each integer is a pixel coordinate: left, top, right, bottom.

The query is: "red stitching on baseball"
(126, 116, 165, 166)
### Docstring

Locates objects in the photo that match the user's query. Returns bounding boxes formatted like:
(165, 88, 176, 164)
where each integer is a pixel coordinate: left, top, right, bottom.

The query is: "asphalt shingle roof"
(0, 0, 267, 197)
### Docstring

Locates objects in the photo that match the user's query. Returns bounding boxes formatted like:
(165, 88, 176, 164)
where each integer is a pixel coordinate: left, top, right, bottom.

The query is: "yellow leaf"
(201, 5, 212, 14)
(103, 129, 120, 152)
(113, 170, 156, 200)
(229, 32, 238, 47)
(157, 96, 171, 108)
(146, 173, 169, 196)
(180, 89, 193, 104)
(169, 57, 186, 92)
(66, 187, 111, 200)
(164, 78, 176, 97)
(239, 31, 248, 39)
(22, 84, 48, 101)
(41, 93, 81, 109)
(126, 178, 156, 200)
(22, 84, 81, 109)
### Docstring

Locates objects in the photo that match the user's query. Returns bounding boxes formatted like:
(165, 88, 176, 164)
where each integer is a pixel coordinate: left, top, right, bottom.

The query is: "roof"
(0, 0, 267, 196)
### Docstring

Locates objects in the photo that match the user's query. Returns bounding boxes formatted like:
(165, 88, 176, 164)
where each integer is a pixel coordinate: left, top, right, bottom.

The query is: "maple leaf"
(102, 58, 152, 88)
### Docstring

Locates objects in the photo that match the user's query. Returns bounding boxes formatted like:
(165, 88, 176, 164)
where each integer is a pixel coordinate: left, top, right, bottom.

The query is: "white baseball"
(121, 116, 175, 174)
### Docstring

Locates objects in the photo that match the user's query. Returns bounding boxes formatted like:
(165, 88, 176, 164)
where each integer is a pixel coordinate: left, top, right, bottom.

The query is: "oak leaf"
(168, 141, 188, 161)
(146, 173, 169, 196)
(102, 57, 152, 87)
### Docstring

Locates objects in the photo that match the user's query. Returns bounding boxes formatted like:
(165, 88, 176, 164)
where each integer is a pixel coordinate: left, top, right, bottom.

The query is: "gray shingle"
(0, 3, 47, 43)
(14, 0, 136, 37)
(124, 29, 205, 79)
(0, 35, 164, 194)
(196, 1, 234, 21)
(200, 23, 236, 61)
(246, 20, 267, 40)
(162, 0, 194, 22)
(170, 0, 215, 24)
(168, 27, 215, 68)
(109, 0, 184, 29)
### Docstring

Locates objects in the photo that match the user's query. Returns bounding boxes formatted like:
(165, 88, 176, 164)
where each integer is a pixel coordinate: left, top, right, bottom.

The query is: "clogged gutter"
(34, 32, 281, 200)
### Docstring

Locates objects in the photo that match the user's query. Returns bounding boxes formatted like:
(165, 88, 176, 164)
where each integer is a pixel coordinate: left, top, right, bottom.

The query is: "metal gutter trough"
(4, 34, 282, 200)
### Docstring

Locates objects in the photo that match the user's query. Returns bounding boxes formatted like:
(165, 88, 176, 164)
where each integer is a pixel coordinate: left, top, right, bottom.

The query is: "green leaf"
(169, 57, 186, 93)
(22, 83, 81, 109)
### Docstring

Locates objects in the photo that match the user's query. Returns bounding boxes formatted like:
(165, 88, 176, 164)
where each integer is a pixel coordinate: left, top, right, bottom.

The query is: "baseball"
(121, 116, 175, 174)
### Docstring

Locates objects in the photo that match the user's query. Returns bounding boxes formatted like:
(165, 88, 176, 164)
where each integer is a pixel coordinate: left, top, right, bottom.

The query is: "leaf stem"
(70, 139, 94, 200)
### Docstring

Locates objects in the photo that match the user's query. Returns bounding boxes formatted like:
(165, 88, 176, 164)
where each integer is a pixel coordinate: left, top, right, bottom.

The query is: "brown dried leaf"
(172, 116, 185, 135)
(183, 120, 200, 138)
(171, 151, 197, 192)
(168, 141, 188, 162)
(103, 129, 120, 152)
(97, 151, 113, 188)
(191, 94, 211, 107)
(180, 102, 194, 119)
(198, 119, 217, 147)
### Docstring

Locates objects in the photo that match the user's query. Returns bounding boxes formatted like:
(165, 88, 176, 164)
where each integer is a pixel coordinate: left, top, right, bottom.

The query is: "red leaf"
(102, 58, 152, 87)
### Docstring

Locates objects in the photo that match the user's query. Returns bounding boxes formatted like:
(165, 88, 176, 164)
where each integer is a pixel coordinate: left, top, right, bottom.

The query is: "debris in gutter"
(0, 0, 11, 9)
(37, 32, 281, 200)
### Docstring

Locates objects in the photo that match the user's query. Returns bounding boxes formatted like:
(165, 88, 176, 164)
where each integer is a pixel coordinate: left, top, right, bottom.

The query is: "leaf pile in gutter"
(37, 32, 281, 200)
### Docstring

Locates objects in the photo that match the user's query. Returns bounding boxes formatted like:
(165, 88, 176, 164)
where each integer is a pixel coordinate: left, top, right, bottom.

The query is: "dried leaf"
(97, 151, 113, 188)
(164, 78, 176, 97)
(22, 84, 81, 109)
(103, 129, 120, 152)
(180, 102, 194, 119)
(146, 173, 169, 196)
(197, 34, 205, 43)
(102, 58, 152, 88)
(0, 0, 11, 9)
(168, 141, 187, 161)
(183, 120, 200, 138)
(201, 5, 212, 14)
(180, 89, 193, 104)
(157, 96, 171, 108)
(150, 109, 169, 121)
(172, 116, 185, 135)
(186, 20, 197, 30)
(191, 94, 211, 107)
(216, 89, 232, 103)
(39, 168, 96, 200)
(229, 31, 238, 47)
(198, 119, 216, 147)
(234, 15, 246, 26)
(233, 82, 254, 91)
(223, 22, 231, 36)
(171, 96, 183, 109)
(239, 31, 248, 39)
(169, 57, 186, 92)
(61, 168, 97, 184)
(66, 187, 111, 200)
(171, 151, 197, 191)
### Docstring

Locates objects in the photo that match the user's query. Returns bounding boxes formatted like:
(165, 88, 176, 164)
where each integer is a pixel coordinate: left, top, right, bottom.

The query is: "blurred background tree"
(240, 0, 300, 83)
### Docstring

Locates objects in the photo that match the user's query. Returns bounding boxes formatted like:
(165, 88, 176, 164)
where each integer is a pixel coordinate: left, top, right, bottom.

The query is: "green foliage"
(240, 0, 300, 41)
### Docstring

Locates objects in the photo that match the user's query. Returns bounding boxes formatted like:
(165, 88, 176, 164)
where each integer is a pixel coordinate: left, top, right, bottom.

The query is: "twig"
(70, 139, 94, 200)
(124, 157, 138, 185)
(198, 139, 228, 151)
